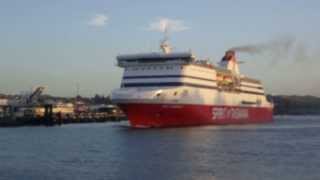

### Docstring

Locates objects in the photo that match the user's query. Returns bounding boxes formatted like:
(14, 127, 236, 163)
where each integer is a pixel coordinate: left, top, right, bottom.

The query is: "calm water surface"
(0, 116, 320, 180)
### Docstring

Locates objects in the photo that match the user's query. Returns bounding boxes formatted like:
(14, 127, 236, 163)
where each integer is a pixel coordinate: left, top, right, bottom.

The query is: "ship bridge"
(117, 52, 195, 67)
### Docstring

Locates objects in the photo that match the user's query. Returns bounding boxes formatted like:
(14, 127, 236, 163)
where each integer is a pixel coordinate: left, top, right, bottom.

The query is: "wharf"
(0, 113, 127, 127)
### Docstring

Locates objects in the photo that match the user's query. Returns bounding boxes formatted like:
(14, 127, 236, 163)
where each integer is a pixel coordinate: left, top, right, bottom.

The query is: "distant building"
(0, 99, 8, 118)
(89, 104, 118, 113)
(74, 101, 89, 114)
(0, 99, 8, 106)
(34, 102, 75, 117)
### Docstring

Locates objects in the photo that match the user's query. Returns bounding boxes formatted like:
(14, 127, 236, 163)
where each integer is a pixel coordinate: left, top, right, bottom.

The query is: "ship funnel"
(221, 50, 236, 62)
(220, 50, 240, 74)
(160, 40, 172, 54)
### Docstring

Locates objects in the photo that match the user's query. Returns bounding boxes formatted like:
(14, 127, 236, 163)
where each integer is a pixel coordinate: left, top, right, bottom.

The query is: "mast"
(160, 27, 172, 54)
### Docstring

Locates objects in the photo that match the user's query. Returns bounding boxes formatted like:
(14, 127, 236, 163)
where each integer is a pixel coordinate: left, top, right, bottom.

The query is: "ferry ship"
(111, 41, 273, 128)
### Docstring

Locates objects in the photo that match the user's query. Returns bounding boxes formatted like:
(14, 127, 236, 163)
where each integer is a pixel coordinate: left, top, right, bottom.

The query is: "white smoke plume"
(230, 37, 295, 56)
(229, 36, 315, 63)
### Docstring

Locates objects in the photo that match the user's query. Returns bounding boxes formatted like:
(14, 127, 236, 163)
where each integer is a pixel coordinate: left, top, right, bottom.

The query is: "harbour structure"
(0, 98, 8, 118)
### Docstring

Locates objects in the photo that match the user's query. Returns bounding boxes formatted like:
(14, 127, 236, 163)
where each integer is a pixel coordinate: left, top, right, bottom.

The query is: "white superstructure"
(112, 50, 270, 108)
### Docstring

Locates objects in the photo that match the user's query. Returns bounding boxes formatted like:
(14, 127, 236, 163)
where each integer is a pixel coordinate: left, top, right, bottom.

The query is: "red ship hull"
(119, 103, 273, 128)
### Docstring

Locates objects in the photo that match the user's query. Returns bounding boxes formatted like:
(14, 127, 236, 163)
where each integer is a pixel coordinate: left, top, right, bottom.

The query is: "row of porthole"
(156, 91, 178, 97)
(156, 90, 188, 97)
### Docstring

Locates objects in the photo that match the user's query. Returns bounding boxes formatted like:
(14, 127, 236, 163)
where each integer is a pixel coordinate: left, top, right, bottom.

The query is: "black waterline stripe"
(124, 75, 261, 86)
(123, 75, 217, 83)
(124, 75, 263, 90)
(239, 90, 265, 96)
(123, 82, 218, 90)
(240, 85, 263, 89)
(241, 79, 261, 84)
(119, 57, 191, 62)
(122, 82, 265, 96)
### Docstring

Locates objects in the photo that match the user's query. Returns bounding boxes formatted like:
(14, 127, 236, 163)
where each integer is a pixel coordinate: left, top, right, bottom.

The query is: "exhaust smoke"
(230, 36, 295, 57)
(228, 36, 317, 63)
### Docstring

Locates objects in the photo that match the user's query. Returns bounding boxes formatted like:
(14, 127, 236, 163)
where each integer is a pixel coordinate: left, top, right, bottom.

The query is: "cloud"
(88, 14, 109, 27)
(147, 17, 189, 33)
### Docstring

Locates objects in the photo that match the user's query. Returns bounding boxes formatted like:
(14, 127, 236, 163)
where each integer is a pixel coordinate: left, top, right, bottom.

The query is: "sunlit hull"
(119, 103, 273, 128)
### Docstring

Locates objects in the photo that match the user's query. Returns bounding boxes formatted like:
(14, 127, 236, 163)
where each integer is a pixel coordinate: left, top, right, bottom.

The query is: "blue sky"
(0, 0, 319, 96)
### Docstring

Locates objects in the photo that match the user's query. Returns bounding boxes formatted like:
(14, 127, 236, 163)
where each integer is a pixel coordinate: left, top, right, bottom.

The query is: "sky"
(0, 0, 319, 97)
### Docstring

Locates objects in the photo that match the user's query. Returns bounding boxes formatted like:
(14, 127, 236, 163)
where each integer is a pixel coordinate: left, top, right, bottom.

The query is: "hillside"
(273, 95, 320, 115)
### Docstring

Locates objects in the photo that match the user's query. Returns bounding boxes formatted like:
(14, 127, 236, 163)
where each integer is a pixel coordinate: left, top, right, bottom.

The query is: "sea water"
(0, 116, 319, 180)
